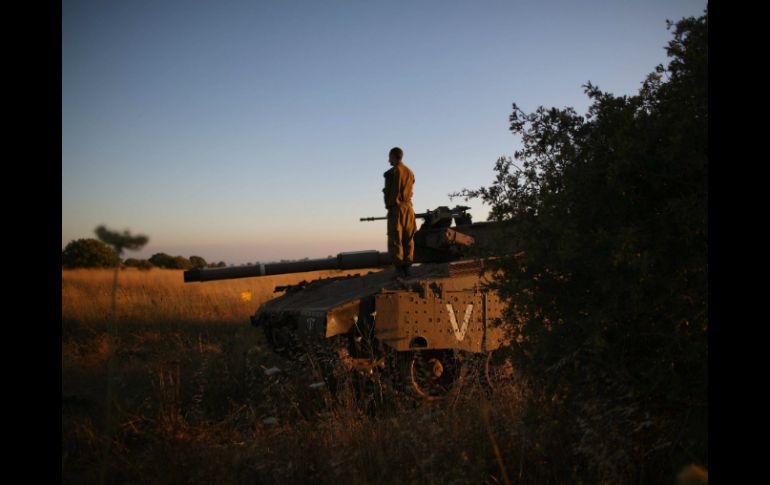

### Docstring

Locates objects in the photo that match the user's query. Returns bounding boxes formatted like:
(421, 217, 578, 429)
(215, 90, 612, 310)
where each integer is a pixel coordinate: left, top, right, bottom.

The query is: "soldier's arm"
(390, 167, 403, 206)
(382, 175, 387, 208)
(384, 168, 398, 209)
(408, 168, 415, 201)
(383, 170, 396, 208)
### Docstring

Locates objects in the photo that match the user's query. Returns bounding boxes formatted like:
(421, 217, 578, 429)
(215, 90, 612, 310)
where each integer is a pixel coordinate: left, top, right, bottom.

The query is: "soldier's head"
(389, 147, 403, 166)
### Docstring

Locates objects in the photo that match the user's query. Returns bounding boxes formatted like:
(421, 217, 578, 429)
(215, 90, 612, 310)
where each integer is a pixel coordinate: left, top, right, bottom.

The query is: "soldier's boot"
(401, 261, 412, 277)
(393, 261, 404, 278)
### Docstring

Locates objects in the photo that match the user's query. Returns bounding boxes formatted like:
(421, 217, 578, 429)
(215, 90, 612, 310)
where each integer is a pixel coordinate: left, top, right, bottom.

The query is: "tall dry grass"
(63, 267, 376, 325)
(62, 267, 536, 484)
(63, 268, 691, 484)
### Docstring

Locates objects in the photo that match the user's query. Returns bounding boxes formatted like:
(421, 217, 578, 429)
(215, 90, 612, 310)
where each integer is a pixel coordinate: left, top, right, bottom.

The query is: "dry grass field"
(62, 267, 362, 325)
(62, 268, 541, 484)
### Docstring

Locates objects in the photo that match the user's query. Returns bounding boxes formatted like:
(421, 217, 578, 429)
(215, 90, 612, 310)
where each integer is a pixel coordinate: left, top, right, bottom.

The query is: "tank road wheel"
(324, 334, 387, 414)
(405, 350, 466, 400)
(479, 350, 515, 393)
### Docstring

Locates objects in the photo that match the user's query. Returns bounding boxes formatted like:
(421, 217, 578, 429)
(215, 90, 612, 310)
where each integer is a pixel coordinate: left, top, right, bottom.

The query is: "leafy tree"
(149, 253, 175, 268)
(95, 225, 149, 255)
(148, 253, 194, 269)
(173, 256, 193, 270)
(62, 238, 120, 268)
(189, 255, 208, 268)
(124, 258, 139, 266)
(454, 13, 707, 482)
(124, 258, 154, 270)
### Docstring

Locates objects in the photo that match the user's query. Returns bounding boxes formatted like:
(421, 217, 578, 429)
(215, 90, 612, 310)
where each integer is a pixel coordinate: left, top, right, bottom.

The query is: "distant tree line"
(239, 257, 312, 266)
(145, 253, 226, 270)
(61, 238, 226, 269)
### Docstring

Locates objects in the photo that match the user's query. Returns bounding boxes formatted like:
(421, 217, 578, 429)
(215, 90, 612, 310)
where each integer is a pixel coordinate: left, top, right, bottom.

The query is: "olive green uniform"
(383, 162, 416, 267)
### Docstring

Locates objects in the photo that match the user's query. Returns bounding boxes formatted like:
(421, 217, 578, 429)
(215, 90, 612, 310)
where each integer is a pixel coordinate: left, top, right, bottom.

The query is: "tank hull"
(252, 260, 507, 354)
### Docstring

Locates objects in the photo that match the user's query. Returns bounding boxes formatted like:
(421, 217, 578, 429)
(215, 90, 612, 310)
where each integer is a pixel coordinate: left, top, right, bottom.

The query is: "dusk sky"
(62, 0, 706, 265)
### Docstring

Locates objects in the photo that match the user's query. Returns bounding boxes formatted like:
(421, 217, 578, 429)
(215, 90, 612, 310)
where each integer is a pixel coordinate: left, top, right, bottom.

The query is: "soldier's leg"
(402, 206, 416, 265)
(387, 213, 404, 269)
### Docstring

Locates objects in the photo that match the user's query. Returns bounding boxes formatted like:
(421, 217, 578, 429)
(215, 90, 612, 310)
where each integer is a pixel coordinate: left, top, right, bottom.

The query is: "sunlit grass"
(62, 267, 693, 484)
(61, 267, 533, 484)
(62, 267, 376, 324)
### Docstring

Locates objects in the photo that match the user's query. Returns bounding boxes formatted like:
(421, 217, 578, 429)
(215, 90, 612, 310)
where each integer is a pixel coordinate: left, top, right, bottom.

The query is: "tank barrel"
(359, 216, 388, 221)
(184, 250, 392, 283)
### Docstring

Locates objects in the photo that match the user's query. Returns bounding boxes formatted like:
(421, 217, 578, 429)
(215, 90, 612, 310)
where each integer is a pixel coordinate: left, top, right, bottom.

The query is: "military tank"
(184, 205, 513, 400)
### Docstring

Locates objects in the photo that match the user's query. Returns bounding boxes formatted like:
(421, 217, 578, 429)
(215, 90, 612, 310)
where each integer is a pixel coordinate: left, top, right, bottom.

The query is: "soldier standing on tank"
(383, 147, 416, 277)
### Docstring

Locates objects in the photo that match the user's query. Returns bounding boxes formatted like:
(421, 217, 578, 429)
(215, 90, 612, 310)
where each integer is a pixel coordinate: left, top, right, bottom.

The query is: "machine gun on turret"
(360, 205, 472, 227)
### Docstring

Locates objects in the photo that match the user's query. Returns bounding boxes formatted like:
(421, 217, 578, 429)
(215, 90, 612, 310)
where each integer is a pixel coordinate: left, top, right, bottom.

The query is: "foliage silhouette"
(149, 252, 195, 269)
(452, 12, 707, 483)
(62, 238, 121, 269)
(189, 255, 208, 268)
(95, 225, 149, 256)
(123, 258, 154, 270)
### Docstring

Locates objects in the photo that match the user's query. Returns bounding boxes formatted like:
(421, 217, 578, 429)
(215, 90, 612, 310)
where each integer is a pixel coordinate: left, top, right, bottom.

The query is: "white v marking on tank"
(446, 304, 474, 341)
